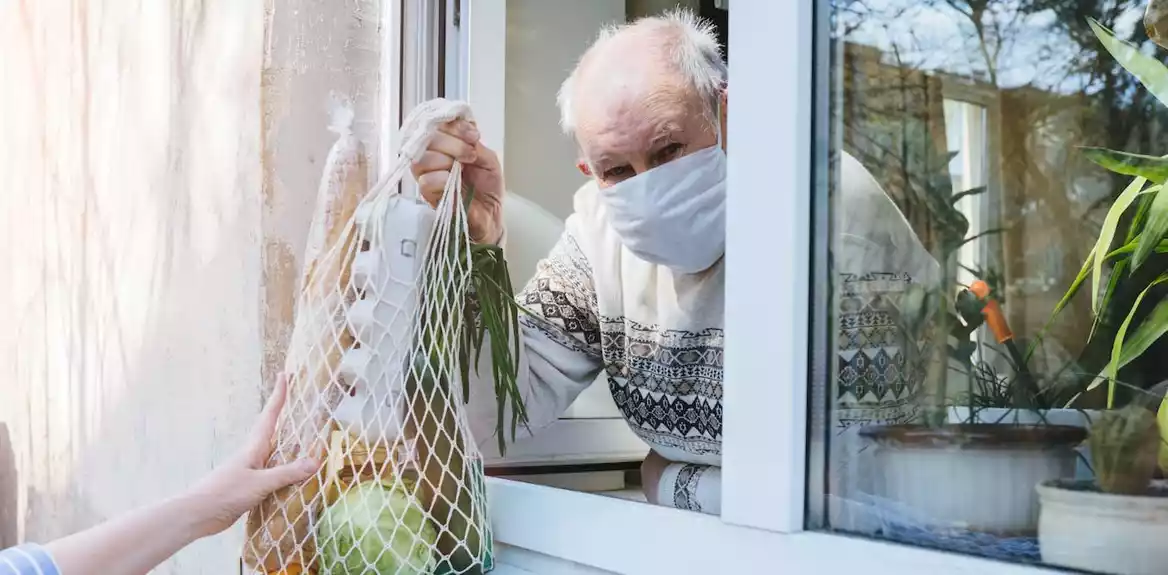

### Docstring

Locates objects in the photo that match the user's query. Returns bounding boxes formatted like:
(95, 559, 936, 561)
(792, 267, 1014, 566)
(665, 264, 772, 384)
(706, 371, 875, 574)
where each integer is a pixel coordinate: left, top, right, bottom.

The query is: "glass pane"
(465, 0, 729, 514)
(814, 0, 1168, 571)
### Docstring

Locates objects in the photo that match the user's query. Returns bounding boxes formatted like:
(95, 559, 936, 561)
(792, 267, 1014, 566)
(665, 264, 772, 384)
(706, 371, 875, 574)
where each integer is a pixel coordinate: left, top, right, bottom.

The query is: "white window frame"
(446, 0, 651, 471)
(414, 0, 1069, 572)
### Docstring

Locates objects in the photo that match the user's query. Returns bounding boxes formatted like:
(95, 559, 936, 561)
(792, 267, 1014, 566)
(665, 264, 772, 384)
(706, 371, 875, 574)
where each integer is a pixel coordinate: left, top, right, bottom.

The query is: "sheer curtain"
(0, 1, 383, 572)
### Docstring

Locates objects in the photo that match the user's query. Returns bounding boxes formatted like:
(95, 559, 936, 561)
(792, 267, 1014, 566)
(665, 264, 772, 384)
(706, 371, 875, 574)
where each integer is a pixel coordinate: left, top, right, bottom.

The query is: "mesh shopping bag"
(243, 98, 528, 575)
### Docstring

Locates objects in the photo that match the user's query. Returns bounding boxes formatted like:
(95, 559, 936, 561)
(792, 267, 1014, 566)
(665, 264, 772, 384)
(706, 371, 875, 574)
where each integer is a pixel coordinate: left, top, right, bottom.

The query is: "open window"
(393, 0, 1168, 573)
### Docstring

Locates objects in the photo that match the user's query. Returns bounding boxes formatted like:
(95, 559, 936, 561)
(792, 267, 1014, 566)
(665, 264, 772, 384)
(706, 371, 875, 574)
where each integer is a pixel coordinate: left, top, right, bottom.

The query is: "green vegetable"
(316, 477, 438, 575)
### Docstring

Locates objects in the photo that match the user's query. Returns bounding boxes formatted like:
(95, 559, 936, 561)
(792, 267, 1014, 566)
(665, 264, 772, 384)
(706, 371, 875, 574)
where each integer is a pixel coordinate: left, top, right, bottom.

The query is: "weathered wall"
(0, 1, 264, 572)
(0, 1, 380, 572)
(260, 0, 383, 396)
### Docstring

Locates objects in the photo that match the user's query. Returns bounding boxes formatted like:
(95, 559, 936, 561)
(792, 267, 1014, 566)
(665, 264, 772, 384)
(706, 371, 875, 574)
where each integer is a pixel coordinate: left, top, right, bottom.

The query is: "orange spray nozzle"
(969, 280, 1013, 344)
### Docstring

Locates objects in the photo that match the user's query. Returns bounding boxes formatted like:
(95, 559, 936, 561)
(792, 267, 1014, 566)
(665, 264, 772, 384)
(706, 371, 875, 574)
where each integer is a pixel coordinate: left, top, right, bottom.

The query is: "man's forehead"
(574, 78, 695, 160)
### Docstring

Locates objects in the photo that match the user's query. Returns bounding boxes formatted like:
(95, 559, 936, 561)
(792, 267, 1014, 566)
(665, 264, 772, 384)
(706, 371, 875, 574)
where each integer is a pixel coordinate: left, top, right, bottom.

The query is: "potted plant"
(1037, 403, 1168, 575)
(945, 284, 1099, 428)
(1031, 13, 1168, 574)
(945, 348, 1100, 482)
(859, 154, 1087, 538)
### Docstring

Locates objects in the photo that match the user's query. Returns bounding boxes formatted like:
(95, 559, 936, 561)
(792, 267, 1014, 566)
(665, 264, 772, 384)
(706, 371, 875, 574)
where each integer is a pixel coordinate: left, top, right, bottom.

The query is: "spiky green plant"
(1043, 20, 1168, 410)
(460, 241, 529, 452)
(413, 186, 530, 456)
(407, 186, 528, 575)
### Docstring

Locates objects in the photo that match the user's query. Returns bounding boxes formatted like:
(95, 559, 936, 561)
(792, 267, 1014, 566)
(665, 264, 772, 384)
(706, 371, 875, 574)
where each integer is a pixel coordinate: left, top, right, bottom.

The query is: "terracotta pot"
(860, 424, 1086, 534)
(1038, 479, 1168, 575)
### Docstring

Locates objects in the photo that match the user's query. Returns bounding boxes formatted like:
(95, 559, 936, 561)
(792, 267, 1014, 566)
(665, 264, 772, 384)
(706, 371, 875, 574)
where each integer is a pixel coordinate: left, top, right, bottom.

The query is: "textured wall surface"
(0, 1, 381, 572)
(0, 1, 265, 572)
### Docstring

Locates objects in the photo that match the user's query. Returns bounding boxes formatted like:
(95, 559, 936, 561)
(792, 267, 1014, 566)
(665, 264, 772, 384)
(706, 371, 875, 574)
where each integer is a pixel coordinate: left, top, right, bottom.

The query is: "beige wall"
(0, 2, 264, 572)
(503, 0, 625, 220)
(0, 1, 380, 572)
(503, 0, 628, 418)
(627, 0, 700, 19)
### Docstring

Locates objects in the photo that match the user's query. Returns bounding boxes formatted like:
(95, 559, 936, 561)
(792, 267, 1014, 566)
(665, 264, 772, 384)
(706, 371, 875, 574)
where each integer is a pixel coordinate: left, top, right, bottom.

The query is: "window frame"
(446, 0, 653, 471)
(432, 0, 1068, 572)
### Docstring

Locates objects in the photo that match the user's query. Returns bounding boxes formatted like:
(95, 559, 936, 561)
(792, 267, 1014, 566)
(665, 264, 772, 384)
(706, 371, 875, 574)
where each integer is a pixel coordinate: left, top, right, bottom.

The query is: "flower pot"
(946, 407, 1098, 427)
(947, 407, 1100, 480)
(1038, 479, 1168, 575)
(860, 424, 1086, 534)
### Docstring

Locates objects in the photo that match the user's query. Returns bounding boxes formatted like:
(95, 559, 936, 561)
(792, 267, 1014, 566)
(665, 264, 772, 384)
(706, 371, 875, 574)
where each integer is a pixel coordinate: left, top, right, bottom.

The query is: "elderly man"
(412, 9, 727, 513)
(411, 9, 937, 518)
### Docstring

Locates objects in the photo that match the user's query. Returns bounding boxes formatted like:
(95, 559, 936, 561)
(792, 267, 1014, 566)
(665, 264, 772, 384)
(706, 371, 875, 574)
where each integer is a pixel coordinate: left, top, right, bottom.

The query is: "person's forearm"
(44, 492, 211, 575)
(656, 462, 722, 515)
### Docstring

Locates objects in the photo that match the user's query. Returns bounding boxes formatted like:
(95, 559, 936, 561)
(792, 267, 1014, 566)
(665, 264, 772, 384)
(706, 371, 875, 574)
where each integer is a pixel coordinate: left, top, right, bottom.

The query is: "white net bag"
(243, 98, 528, 575)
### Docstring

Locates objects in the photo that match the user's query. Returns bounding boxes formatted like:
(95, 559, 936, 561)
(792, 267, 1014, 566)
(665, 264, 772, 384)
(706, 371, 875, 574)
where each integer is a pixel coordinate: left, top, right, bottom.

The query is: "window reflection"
(817, 1, 1168, 571)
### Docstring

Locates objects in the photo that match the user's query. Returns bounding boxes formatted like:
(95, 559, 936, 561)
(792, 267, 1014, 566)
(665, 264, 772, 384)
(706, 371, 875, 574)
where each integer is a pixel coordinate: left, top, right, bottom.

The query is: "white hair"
(556, 8, 727, 137)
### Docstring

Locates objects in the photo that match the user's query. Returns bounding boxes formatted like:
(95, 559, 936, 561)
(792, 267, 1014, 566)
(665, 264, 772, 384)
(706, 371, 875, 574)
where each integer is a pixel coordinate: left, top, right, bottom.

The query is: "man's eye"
(655, 143, 684, 163)
(603, 166, 632, 180)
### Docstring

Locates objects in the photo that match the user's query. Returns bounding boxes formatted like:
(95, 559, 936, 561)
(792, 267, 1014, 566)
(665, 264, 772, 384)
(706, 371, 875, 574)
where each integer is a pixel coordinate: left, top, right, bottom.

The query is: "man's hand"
(186, 373, 320, 537)
(410, 119, 505, 244)
(640, 450, 671, 505)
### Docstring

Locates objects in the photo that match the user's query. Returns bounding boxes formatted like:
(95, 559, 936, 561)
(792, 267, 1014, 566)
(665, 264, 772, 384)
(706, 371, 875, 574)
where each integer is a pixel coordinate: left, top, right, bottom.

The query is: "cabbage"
(316, 477, 437, 574)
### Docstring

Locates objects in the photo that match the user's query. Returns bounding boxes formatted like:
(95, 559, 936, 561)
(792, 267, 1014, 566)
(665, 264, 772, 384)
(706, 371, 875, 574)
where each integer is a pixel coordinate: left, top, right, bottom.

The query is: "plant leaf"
(1158, 395, 1168, 473)
(1089, 286, 1168, 399)
(1104, 276, 1167, 407)
(1128, 192, 1155, 242)
(1134, 187, 1168, 269)
(1090, 17, 1168, 110)
(950, 186, 988, 206)
(1091, 177, 1149, 314)
(1055, 247, 1095, 318)
(958, 227, 1007, 248)
(1082, 147, 1168, 184)
(1090, 259, 1127, 343)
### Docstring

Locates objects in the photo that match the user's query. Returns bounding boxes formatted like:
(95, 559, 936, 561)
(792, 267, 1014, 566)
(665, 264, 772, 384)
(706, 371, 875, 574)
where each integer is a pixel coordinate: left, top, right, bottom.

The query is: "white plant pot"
(1038, 480, 1168, 575)
(947, 407, 1100, 481)
(861, 425, 1086, 534)
(946, 406, 1098, 427)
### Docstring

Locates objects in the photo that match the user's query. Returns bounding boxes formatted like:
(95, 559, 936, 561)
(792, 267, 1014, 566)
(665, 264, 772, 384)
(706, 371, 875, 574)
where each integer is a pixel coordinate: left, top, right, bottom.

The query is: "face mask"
(597, 110, 726, 274)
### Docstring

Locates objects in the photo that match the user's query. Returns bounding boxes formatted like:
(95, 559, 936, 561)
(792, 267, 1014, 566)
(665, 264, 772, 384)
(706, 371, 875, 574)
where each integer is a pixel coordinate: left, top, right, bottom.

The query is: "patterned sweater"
(464, 152, 936, 517)
(464, 178, 725, 514)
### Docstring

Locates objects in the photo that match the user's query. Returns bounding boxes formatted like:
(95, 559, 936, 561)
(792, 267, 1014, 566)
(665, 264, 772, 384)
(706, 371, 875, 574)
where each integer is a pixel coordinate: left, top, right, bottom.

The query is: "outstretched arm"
(1, 375, 318, 575)
(641, 451, 722, 515)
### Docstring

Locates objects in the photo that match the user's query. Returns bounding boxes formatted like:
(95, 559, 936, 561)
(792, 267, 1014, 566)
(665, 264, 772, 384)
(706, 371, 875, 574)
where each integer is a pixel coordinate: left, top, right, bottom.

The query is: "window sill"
(481, 418, 648, 467)
(487, 478, 1068, 575)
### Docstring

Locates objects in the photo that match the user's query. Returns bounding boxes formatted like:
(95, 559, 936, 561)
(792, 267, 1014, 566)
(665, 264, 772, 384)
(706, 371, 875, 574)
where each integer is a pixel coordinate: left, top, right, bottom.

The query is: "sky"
(836, 0, 1146, 93)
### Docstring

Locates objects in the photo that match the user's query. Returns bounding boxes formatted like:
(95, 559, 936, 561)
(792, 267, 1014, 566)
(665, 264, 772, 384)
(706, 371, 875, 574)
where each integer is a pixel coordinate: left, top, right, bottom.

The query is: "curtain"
(0, 1, 382, 572)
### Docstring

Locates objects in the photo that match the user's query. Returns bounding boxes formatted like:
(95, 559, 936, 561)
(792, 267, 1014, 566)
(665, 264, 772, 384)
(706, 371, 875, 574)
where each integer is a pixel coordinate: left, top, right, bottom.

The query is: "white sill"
(481, 418, 648, 467)
(487, 478, 1069, 575)
(491, 561, 541, 575)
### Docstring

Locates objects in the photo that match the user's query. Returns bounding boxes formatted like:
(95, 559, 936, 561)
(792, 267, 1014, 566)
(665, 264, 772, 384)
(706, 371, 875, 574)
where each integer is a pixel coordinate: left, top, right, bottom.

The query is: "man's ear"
(577, 161, 593, 177)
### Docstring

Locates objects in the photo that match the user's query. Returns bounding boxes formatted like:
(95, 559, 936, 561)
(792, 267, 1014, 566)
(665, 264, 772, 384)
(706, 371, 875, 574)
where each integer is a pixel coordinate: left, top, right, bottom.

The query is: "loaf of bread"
(243, 109, 369, 573)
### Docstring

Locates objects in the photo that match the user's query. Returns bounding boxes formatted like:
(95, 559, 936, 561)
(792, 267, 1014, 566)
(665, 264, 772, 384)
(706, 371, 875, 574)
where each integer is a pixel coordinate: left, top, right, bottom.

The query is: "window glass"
(814, 1, 1168, 571)
(469, 0, 729, 515)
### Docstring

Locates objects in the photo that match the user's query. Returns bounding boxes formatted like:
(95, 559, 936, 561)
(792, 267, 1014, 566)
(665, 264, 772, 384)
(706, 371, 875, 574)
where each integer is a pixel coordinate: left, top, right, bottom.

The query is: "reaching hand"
(187, 374, 320, 537)
(39, 374, 323, 575)
(410, 118, 505, 244)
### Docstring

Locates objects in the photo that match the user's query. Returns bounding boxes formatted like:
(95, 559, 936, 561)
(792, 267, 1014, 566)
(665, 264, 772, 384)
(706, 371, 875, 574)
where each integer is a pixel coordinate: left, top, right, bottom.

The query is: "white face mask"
(597, 115, 726, 274)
